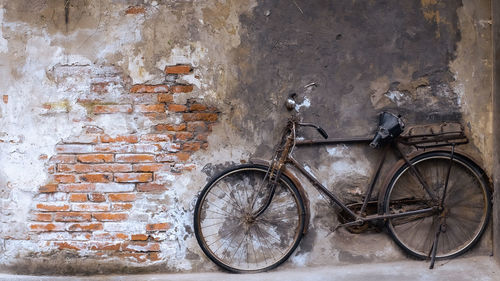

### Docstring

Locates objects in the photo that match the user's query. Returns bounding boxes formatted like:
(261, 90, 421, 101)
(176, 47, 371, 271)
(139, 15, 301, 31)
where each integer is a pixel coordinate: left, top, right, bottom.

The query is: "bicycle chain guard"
(337, 201, 382, 234)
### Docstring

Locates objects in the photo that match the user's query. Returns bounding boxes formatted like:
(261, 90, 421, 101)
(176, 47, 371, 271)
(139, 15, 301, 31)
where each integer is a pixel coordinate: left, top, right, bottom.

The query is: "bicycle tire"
(383, 151, 491, 259)
(194, 164, 306, 273)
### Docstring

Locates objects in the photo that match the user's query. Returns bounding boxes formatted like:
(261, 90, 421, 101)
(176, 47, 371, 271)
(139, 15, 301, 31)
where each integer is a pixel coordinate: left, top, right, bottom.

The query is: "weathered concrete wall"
(493, 0, 500, 265)
(0, 0, 494, 274)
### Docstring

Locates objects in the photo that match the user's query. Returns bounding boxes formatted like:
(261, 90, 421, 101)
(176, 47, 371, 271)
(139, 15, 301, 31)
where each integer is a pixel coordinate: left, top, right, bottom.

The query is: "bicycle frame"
(261, 120, 445, 227)
(292, 138, 437, 225)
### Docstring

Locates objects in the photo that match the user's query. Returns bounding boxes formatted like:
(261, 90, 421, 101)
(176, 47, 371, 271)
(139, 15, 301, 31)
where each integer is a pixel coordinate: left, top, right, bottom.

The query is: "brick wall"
(27, 64, 218, 263)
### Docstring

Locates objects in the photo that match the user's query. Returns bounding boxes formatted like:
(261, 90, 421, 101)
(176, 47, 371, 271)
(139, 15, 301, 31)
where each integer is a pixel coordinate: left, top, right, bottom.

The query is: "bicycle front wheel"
(383, 152, 491, 259)
(194, 164, 306, 273)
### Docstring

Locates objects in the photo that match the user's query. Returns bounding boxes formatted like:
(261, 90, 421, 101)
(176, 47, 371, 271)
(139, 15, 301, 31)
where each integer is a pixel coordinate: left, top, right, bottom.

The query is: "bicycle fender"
(249, 158, 311, 234)
(376, 147, 491, 215)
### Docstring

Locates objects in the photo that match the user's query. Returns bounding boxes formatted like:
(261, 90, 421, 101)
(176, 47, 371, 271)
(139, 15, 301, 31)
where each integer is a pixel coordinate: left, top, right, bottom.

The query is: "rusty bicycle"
(193, 96, 492, 273)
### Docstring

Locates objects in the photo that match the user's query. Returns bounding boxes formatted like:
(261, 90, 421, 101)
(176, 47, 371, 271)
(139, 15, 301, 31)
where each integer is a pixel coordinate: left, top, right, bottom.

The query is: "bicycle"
(193, 95, 492, 273)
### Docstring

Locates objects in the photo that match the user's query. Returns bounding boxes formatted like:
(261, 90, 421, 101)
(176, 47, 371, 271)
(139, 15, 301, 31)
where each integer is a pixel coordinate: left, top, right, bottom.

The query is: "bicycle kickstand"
(429, 224, 443, 269)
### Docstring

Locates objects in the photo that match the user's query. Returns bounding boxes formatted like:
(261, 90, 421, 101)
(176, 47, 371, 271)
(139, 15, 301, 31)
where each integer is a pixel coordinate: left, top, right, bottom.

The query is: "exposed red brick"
(77, 154, 114, 163)
(61, 163, 132, 173)
(94, 183, 134, 192)
(92, 232, 128, 240)
(79, 173, 112, 183)
(176, 152, 191, 162)
(175, 132, 194, 141)
(131, 234, 149, 241)
(135, 104, 165, 113)
(116, 233, 129, 240)
(165, 64, 192, 74)
(140, 134, 173, 142)
(133, 163, 168, 172)
(183, 113, 218, 122)
(91, 82, 117, 94)
(146, 223, 169, 232)
(137, 183, 167, 192)
(111, 203, 133, 211)
(115, 154, 155, 163)
(2, 95, 8, 104)
(167, 104, 187, 112)
(170, 85, 194, 93)
(156, 153, 190, 162)
(54, 174, 76, 183)
(100, 135, 138, 143)
(182, 142, 202, 152)
(114, 173, 152, 183)
(93, 212, 128, 221)
(154, 123, 186, 132)
(67, 223, 103, 232)
(29, 223, 65, 232)
(91, 164, 133, 173)
(112, 203, 133, 211)
(58, 183, 96, 192)
(129, 93, 158, 104)
(108, 193, 136, 202)
(123, 241, 161, 252)
(94, 104, 133, 114)
(186, 121, 207, 132)
(134, 144, 162, 153)
(118, 252, 149, 263)
(36, 203, 70, 212)
(157, 93, 173, 103)
(94, 143, 135, 153)
(50, 155, 76, 163)
(88, 193, 106, 202)
(47, 164, 56, 174)
(55, 212, 91, 222)
(172, 163, 196, 172)
(33, 213, 53, 222)
(130, 84, 169, 93)
(189, 104, 208, 111)
(55, 242, 82, 251)
(57, 164, 77, 173)
(125, 5, 145, 15)
(72, 203, 110, 212)
(89, 242, 122, 251)
(69, 193, 88, 202)
(195, 133, 209, 142)
(148, 252, 161, 261)
(39, 184, 57, 193)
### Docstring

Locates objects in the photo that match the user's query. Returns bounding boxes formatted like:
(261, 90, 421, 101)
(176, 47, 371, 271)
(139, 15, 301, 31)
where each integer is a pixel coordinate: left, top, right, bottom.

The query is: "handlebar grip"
(317, 127, 328, 139)
(369, 133, 382, 148)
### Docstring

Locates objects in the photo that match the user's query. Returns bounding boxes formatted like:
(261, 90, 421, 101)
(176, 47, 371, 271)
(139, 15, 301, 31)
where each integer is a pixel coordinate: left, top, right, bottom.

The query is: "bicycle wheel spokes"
(384, 153, 491, 259)
(194, 165, 305, 273)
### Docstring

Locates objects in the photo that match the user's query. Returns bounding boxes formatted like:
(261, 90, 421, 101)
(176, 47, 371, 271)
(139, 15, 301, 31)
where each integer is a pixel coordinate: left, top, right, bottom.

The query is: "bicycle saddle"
(370, 112, 405, 148)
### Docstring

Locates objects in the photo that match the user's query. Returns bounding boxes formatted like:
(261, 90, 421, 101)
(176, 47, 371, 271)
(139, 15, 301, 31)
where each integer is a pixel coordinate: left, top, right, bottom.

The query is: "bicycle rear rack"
(398, 122, 468, 149)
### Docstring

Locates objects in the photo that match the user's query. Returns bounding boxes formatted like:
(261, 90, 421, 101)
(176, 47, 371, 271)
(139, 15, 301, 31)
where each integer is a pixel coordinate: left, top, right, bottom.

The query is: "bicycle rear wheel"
(194, 164, 306, 273)
(383, 152, 491, 259)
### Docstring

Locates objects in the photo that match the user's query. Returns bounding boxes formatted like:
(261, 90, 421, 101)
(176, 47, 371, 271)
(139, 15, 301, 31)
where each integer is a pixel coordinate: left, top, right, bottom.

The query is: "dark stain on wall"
(231, 0, 463, 145)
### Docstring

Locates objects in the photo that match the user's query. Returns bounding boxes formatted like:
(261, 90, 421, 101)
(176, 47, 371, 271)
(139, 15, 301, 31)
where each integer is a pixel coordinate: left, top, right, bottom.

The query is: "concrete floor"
(0, 256, 498, 281)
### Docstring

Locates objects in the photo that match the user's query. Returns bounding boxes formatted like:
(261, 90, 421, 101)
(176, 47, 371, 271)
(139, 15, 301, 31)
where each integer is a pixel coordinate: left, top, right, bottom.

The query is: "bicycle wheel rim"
(384, 154, 491, 259)
(194, 165, 305, 273)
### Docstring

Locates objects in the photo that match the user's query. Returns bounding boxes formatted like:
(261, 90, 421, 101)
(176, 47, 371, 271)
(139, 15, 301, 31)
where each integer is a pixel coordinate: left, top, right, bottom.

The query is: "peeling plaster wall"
(0, 0, 494, 274)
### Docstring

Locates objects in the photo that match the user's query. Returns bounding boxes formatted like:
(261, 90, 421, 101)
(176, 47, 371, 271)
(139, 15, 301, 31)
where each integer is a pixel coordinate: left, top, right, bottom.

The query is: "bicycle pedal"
(326, 224, 341, 237)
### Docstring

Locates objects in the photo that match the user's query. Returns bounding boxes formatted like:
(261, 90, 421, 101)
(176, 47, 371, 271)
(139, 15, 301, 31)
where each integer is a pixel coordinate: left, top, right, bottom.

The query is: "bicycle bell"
(285, 93, 297, 111)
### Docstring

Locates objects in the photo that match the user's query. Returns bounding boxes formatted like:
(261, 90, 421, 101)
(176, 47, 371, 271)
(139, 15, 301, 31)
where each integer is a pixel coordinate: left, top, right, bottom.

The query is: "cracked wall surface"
(0, 0, 494, 274)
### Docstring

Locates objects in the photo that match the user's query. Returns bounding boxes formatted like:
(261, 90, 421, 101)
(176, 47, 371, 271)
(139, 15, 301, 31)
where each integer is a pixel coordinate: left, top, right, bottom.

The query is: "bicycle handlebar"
(297, 123, 329, 139)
